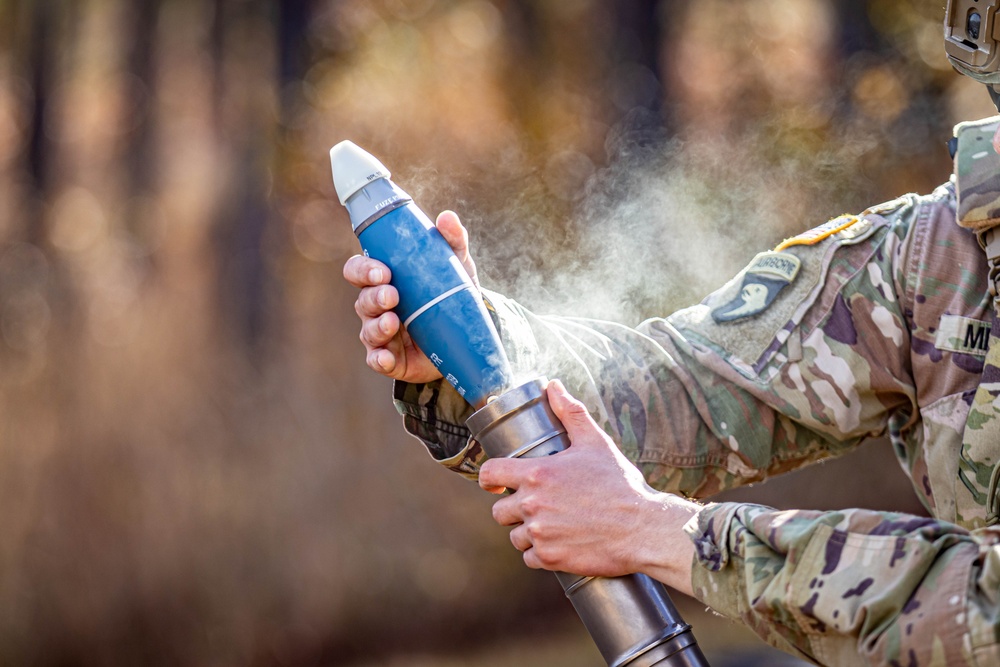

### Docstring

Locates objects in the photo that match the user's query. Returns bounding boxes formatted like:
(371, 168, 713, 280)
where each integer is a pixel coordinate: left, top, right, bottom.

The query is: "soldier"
(343, 5, 1000, 665)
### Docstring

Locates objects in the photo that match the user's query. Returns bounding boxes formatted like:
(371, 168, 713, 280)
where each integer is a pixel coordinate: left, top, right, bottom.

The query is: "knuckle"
(519, 496, 540, 518)
(360, 318, 377, 345)
(526, 465, 553, 488)
(533, 544, 559, 569)
(565, 401, 588, 420)
(524, 522, 538, 540)
(343, 255, 364, 282)
(530, 521, 557, 553)
(375, 314, 395, 341)
(360, 318, 380, 346)
(356, 287, 376, 315)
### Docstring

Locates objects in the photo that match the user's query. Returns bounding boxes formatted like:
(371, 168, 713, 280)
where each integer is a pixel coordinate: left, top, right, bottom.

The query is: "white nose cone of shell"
(329, 141, 391, 205)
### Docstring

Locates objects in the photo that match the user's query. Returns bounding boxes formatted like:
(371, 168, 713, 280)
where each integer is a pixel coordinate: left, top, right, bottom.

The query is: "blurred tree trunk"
(496, 0, 547, 156)
(834, 0, 886, 61)
(121, 0, 161, 242)
(278, 0, 315, 94)
(205, 0, 315, 350)
(23, 0, 67, 247)
(499, 0, 682, 165)
(17, 0, 83, 349)
(205, 0, 300, 351)
(653, 0, 686, 137)
(607, 0, 678, 146)
(833, 0, 950, 196)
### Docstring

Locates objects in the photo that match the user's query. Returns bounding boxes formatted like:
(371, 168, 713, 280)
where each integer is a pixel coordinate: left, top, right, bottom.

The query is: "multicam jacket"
(392, 122, 1000, 666)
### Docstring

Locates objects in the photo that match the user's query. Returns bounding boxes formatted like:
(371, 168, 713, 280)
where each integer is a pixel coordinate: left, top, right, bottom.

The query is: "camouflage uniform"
(393, 117, 1000, 665)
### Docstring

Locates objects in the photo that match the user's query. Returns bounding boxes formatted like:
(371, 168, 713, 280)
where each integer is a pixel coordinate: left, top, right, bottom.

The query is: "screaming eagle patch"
(711, 251, 801, 323)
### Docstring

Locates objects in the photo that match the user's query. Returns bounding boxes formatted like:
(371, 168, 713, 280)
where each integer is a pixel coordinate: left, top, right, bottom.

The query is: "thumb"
(436, 210, 478, 286)
(436, 210, 470, 261)
(546, 379, 598, 444)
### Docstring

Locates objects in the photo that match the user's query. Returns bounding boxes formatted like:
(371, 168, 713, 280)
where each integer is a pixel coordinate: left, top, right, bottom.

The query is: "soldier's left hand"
(478, 380, 699, 595)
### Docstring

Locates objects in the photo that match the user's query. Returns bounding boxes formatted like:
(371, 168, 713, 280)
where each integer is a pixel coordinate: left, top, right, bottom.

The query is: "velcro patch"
(775, 216, 859, 251)
(711, 251, 801, 323)
(935, 314, 992, 356)
(954, 115, 1000, 230)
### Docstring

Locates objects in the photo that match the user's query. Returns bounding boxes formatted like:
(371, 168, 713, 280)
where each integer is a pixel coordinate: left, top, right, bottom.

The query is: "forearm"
(393, 379, 479, 477)
(685, 502, 1000, 665)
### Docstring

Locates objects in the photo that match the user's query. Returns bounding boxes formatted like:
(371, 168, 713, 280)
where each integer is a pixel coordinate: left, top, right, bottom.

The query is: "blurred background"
(0, 0, 993, 665)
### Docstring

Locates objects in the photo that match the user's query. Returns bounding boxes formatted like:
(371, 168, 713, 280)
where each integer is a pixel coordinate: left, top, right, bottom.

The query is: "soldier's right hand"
(343, 210, 480, 384)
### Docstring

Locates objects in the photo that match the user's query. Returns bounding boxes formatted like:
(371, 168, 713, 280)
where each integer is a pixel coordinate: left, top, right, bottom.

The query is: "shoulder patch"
(935, 314, 992, 357)
(711, 251, 801, 323)
(774, 216, 859, 251)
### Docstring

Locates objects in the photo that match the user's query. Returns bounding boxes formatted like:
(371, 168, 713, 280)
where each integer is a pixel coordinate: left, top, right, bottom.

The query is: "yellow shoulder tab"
(774, 216, 859, 251)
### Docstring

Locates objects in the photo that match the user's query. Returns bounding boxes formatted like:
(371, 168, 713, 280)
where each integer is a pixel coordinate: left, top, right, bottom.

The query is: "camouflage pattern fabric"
(955, 116, 1000, 231)
(684, 503, 999, 665)
(965, 227, 1000, 529)
(391, 121, 1000, 664)
(954, 118, 1000, 532)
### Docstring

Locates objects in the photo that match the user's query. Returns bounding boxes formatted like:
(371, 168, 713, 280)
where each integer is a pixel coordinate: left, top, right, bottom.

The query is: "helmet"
(945, 0, 1000, 106)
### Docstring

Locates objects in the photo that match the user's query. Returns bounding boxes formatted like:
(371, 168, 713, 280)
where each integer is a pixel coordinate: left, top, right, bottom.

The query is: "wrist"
(631, 490, 699, 596)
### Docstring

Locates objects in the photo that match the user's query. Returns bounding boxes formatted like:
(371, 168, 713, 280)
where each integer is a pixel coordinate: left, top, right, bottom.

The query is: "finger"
(994, 126, 1000, 155)
(355, 284, 399, 318)
(360, 312, 400, 349)
(490, 495, 524, 527)
(366, 318, 411, 376)
(509, 524, 531, 552)
(343, 255, 391, 288)
(367, 347, 396, 374)
(521, 548, 543, 570)
(479, 458, 525, 493)
(546, 379, 597, 438)
(435, 211, 470, 261)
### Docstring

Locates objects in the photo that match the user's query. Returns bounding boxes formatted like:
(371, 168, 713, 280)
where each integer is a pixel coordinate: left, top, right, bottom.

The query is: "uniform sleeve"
(395, 193, 923, 497)
(684, 501, 1000, 666)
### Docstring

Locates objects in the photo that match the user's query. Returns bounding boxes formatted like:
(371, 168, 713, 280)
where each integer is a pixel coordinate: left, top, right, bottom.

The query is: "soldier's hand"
(479, 380, 698, 594)
(343, 210, 479, 383)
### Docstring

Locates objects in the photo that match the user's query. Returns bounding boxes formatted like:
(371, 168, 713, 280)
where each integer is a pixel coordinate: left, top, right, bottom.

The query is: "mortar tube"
(467, 378, 710, 667)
